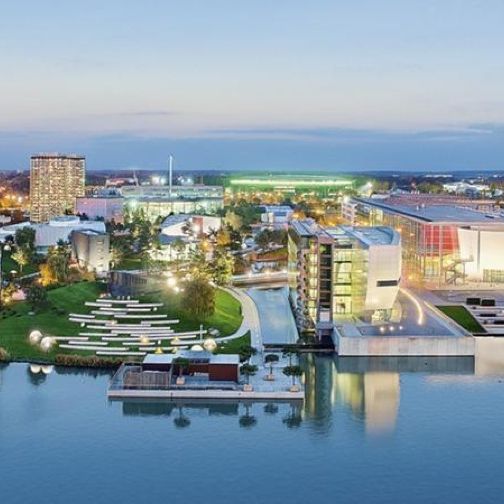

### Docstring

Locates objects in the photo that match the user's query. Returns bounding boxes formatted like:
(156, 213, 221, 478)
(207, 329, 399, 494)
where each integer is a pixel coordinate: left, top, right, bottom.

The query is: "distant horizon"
(2, 1, 504, 172)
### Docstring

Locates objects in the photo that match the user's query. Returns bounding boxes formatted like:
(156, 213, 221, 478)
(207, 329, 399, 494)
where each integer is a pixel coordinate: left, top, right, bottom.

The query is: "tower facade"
(30, 153, 85, 223)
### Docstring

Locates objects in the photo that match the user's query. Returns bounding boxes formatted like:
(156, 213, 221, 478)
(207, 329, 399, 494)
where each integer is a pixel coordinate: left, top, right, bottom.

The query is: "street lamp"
(0, 242, 12, 309)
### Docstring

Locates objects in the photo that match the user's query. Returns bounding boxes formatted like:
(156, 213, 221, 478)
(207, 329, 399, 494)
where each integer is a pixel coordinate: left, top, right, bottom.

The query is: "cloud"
(110, 110, 178, 117)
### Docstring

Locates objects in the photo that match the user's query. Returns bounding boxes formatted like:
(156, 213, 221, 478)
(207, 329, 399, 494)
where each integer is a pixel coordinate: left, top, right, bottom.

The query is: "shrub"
(0, 347, 11, 362)
(54, 354, 124, 369)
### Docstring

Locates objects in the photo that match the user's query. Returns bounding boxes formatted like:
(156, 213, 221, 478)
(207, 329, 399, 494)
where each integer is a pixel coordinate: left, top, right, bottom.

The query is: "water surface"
(2, 357, 504, 504)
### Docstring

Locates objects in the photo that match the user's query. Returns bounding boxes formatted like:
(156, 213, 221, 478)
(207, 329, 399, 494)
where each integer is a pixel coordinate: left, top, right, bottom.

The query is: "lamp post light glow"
(29, 330, 43, 345)
(40, 337, 55, 353)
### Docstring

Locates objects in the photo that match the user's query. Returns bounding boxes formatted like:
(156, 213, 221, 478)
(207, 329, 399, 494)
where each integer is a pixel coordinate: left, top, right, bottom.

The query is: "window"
(376, 279, 399, 287)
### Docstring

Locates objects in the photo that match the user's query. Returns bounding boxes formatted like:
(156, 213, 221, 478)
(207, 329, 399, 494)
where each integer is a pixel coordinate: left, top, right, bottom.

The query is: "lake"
(2, 355, 504, 504)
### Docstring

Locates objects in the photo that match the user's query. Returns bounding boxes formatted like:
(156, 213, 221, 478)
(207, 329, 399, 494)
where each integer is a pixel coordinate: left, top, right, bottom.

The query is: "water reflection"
(117, 398, 302, 430)
(302, 354, 475, 436)
(7, 337, 504, 437)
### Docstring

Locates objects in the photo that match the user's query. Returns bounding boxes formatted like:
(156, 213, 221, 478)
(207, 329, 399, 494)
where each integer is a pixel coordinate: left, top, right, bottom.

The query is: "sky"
(1, 0, 503, 171)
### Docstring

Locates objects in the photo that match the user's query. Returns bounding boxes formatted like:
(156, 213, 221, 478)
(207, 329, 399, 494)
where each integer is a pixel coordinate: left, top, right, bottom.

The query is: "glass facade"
(356, 204, 464, 287)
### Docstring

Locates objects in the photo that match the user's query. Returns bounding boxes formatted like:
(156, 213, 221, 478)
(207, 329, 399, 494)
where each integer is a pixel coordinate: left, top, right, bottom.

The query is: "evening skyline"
(1, 0, 503, 171)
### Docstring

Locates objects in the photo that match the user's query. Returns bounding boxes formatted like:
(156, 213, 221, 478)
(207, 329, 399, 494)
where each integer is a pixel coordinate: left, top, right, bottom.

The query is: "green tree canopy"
(182, 277, 216, 321)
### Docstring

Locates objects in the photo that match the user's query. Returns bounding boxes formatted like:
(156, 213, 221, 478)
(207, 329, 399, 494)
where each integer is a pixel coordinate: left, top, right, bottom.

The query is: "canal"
(247, 286, 298, 345)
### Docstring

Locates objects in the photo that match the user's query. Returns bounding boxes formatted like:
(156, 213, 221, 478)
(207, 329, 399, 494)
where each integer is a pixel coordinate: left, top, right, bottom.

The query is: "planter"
(243, 383, 253, 392)
(176, 376, 185, 385)
(264, 374, 275, 381)
(290, 385, 300, 393)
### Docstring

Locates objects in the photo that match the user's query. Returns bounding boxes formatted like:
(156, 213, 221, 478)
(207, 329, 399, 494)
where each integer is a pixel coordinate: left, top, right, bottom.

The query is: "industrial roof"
(355, 197, 504, 224)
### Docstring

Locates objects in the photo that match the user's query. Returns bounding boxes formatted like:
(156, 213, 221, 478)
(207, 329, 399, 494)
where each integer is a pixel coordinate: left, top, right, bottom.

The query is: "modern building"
(140, 351, 240, 382)
(260, 205, 294, 226)
(155, 214, 222, 262)
(228, 174, 353, 196)
(288, 220, 401, 337)
(343, 196, 504, 287)
(76, 190, 124, 223)
(71, 229, 110, 274)
(30, 153, 85, 223)
(0, 216, 106, 251)
(120, 185, 224, 221)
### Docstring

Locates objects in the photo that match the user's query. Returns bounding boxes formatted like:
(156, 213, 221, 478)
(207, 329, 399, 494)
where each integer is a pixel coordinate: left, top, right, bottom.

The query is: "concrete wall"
(364, 243, 402, 311)
(335, 333, 475, 357)
(458, 227, 504, 281)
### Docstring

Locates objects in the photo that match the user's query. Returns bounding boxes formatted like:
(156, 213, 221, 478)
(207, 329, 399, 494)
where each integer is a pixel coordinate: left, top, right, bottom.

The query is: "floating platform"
(107, 388, 304, 401)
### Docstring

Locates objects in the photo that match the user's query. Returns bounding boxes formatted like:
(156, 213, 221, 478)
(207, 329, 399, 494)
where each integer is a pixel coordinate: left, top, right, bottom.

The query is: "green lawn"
(218, 331, 251, 354)
(1, 250, 38, 276)
(437, 305, 485, 333)
(143, 287, 243, 337)
(116, 256, 143, 270)
(0, 281, 244, 363)
(0, 282, 106, 361)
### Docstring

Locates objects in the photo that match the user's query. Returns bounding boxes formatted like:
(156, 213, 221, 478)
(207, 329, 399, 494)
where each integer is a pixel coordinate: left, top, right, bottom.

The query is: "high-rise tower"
(30, 153, 86, 223)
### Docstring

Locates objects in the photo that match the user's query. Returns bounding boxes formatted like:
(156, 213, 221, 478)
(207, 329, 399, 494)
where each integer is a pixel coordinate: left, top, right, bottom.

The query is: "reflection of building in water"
(303, 355, 475, 435)
(335, 371, 399, 434)
(363, 373, 400, 434)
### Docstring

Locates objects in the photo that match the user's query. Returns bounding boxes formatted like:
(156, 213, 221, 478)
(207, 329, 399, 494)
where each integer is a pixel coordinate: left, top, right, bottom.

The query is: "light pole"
(0, 243, 12, 309)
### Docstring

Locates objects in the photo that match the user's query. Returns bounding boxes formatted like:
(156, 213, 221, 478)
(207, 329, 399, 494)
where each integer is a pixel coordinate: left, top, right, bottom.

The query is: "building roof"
(160, 214, 192, 227)
(334, 226, 400, 246)
(290, 219, 399, 247)
(143, 351, 239, 365)
(354, 197, 504, 224)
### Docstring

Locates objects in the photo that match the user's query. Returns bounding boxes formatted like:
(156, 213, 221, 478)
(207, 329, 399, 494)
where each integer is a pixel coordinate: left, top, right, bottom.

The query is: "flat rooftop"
(355, 197, 504, 224)
(143, 351, 240, 365)
(291, 220, 399, 246)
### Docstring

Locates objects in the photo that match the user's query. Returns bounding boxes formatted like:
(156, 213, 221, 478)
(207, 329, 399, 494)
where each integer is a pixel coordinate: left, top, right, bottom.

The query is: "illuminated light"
(400, 288, 425, 325)
(29, 330, 43, 345)
(229, 178, 351, 187)
(203, 338, 217, 352)
(380, 326, 385, 333)
(389, 325, 395, 331)
(41, 365, 54, 375)
(40, 337, 55, 352)
(399, 325, 404, 330)
(140, 335, 150, 345)
(167, 277, 177, 288)
(190, 344, 204, 352)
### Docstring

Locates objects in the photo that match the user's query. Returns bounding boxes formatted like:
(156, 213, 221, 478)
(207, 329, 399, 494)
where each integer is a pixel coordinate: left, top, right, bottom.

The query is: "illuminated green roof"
(229, 176, 352, 188)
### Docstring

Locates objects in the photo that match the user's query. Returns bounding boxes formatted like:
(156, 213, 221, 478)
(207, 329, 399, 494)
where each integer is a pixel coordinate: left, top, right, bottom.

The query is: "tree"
(11, 247, 29, 272)
(215, 228, 231, 248)
(47, 253, 69, 283)
(171, 238, 186, 271)
(240, 363, 258, 384)
(39, 262, 57, 286)
(224, 210, 243, 231)
(210, 249, 234, 286)
(239, 344, 257, 363)
(14, 227, 35, 253)
(182, 277, 215, 320)
(188, 247, 210, 280)
(0, 283, 16, 306)
(282, 347, 298, 367)
(27, 284, 48, 310)
(173, 357, 190, 379)
(264, 354, 279, 376)
(282, 365, 303, 388)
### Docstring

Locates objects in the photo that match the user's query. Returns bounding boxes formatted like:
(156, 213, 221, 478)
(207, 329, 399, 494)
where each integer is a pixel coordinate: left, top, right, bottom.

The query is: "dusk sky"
(1, 0, 503, 171)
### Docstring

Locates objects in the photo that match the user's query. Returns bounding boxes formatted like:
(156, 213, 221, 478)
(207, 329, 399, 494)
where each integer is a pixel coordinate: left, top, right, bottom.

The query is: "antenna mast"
(168, 155, 173, 197)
